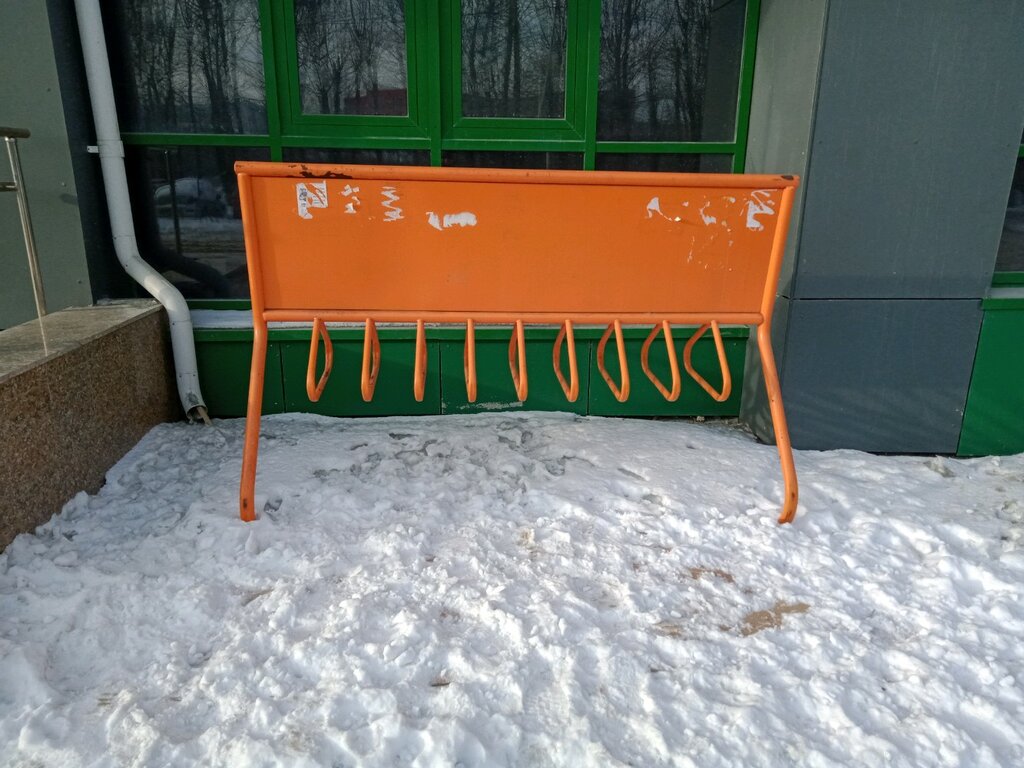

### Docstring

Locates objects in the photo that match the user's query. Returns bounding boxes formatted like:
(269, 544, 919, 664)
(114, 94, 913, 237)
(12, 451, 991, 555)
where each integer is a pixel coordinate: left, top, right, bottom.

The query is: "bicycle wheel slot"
(641, 321, 681, 402)
(464, 319, 477, 403)
(361, 318, 381, 402)
(413, 319, 427, 402)
(508, 320, 528, 401)
(683, 321, 732, 402)
(597, 320, 630, 402)
(553, 319, 579, 403)
(305, 316, 333, 402)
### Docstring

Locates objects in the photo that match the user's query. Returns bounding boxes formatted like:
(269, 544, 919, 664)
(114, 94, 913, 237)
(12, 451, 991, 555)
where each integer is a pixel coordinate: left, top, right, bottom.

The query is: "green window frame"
(121, 0, 761, 171)
(272, 0, 434, 144)
(113, 0, 761, 301)
(438, 0, 590, 145)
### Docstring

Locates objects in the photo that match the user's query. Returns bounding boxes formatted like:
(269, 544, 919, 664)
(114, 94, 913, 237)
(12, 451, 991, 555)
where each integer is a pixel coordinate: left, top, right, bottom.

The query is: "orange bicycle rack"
(236, 162, 801, 524)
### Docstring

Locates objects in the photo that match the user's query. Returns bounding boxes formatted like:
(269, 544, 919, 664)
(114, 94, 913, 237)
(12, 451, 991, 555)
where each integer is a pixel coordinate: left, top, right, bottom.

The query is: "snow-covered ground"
(2, 413, 1023, 767)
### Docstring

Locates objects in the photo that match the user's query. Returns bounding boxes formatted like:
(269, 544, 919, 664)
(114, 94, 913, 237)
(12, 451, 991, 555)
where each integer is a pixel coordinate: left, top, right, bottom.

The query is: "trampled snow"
(1, 413, 1023, 767)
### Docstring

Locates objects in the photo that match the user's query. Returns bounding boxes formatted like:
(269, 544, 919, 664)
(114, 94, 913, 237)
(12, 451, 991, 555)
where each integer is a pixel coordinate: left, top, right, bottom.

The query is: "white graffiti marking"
(699, 203, 717, 225)
(296, 181, 327, 220)
(645, 196, 681, 222)
(381, 186, 404, 222)
(342, 184, 361, 215)
(745, 190, 776, 231)
(427, 211, 478, 230)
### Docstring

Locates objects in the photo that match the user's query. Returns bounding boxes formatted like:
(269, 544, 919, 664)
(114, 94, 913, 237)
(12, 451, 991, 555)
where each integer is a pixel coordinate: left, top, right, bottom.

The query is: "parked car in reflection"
(154, 177, 228, 218)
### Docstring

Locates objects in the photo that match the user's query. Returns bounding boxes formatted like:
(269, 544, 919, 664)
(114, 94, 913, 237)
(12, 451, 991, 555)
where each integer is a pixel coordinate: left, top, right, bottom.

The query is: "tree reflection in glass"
(599, 0, 746, 142)
(461, 0, 568, 118)
(294, 0, 408, 116)
(108, 0, 267, 133)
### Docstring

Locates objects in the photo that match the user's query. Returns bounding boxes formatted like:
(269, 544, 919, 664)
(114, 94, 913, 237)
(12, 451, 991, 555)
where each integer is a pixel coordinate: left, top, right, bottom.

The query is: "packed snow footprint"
(1, 413, 1023, 767)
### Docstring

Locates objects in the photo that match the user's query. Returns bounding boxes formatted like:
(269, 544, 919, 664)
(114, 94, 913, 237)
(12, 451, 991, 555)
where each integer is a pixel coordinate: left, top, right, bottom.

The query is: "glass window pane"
(295, 0, 408, 116)
(996, 156, 1024, 273)
(461, 0, 568, 118)
(282, 148, 430, 165)
(595, 153, 732, 172)
(125, 146, 269, 299)
(598, 0, 746, 141)
(443, 151, 582, 169)
(106, 1, 266, 134)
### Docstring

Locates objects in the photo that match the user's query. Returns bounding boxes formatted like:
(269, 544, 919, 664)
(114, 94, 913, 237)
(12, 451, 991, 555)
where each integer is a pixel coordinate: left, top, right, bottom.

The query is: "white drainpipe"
(73, 0, 208, 422)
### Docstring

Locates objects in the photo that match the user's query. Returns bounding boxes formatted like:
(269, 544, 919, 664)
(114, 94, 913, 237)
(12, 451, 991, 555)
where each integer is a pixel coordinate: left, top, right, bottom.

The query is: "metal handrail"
(0, 126, 46, 319)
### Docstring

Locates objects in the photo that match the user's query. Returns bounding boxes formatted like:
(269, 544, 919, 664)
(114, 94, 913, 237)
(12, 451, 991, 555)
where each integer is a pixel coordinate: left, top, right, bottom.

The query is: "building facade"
(2, 0, 1023, 454)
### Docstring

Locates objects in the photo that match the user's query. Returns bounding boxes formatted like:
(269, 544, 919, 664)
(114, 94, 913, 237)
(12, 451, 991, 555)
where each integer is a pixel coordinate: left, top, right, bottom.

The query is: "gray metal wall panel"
(779, 299, 983, 453)
(0, 1, 93, 329)
(744, 0, 829, 297)
(795, 0, 1024, 300)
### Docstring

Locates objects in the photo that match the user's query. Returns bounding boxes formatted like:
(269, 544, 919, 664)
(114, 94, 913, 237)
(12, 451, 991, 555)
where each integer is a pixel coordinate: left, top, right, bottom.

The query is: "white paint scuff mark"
(466, 400, 524, 411)
(381, 186, 403, 222)
(296, 181, 327, 220)
(427, 211, 478, 230)
(342, 184, 361, 215)
(745, 190, 776, 231)
(699, 203, 717, 225)
(645, 196, 681, 222)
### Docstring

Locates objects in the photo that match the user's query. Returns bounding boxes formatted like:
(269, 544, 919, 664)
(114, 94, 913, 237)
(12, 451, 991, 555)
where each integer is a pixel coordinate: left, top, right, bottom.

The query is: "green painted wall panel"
(589, 333, 746, 416)
(439, 338, 591, 415)
(192, 326, 748, 418)
(195, 340, 285, 417)
(280, 339, 441, 416)
(958, 308, 1024, 456)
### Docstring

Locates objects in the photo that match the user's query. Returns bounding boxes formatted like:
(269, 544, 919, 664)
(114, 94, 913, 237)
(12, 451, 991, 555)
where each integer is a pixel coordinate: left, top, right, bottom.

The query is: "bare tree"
(600, 0, 712, 140)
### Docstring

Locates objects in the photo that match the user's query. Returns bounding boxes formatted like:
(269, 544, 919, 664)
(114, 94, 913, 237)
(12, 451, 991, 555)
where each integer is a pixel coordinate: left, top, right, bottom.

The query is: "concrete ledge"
(0, 301, 180, 550)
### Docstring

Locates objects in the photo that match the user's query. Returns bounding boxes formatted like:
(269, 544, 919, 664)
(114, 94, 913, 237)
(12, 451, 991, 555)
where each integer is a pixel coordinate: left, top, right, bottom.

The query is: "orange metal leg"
(757, 324, 799, 523)
(553, 319, 579, 402)
(414, 319, 427, 402)
(597, 320, 630, 402)
(361, 318, 380, 402)
(683, 321, 732, 402)
(508, 320, 528, 401)
(641, 321, 681, 401)
(464, 319, 477, 402)
(306, 317, 333, 402)
(240, 320, 268, 522)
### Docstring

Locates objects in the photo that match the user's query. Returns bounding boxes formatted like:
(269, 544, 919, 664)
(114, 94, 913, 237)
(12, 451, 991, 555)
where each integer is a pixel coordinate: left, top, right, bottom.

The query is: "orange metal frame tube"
(760, 185, 799, 524)
(261, 309, 764, 325)
(508, 320, 528, 401)
(413, 319, 427, 402)
(464, 319, 477, 402)
(238, 172, 263, 522)
(361, 318, 381, 402)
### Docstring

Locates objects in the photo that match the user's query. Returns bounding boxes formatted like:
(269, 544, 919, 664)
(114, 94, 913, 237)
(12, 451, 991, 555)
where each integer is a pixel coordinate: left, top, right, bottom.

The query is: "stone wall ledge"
(0, 301, 180, 551)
